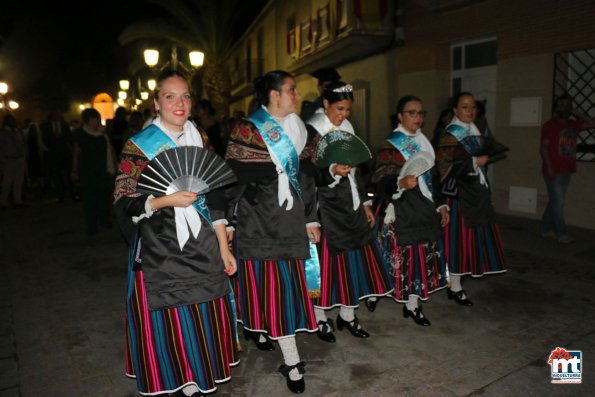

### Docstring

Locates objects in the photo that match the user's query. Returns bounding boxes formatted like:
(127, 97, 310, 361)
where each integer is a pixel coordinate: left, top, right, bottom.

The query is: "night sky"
(0, 0, 266, 114)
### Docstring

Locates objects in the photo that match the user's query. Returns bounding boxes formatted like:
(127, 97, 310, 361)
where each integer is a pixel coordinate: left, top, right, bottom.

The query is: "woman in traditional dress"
(435, 92, 507, 306)
(114, 70, 238, 397)
(305, 81, 393, 341)
(373, 95, 449, 326)
(225, 70, 319, 394)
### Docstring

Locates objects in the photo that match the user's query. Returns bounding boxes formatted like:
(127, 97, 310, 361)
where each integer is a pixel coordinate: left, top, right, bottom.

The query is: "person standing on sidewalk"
(114, 70, 238, 397)
(0, 114, 26, 209)
(71, 108, 117, 236)
(539, 93, 595, 244)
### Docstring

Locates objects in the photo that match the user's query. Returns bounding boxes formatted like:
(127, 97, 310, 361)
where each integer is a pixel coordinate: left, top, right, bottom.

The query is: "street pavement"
(1, 190, 594, 397)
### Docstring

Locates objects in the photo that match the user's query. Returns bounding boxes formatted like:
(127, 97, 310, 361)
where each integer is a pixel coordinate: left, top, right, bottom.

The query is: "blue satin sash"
(131, 124, 212, 225)
(248, 108, 302, 199)
(386, 131, 432, 191)
(446, 124, 476, 154)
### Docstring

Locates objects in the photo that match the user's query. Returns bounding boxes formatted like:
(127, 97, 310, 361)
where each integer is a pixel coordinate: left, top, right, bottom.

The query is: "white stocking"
(278, 336, 302, 381)
(406, 295, 419, 311)
(314, 307, 327, 324)
(339, 306, 355, 322)
(450, 274, 462, 291)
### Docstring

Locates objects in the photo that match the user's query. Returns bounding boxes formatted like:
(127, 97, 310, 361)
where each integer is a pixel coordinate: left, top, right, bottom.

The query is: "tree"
(119, 0, 254, 117)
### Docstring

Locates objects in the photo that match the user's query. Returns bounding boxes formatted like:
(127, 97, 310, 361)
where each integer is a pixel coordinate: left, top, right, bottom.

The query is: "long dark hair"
(252, 70, 293, 108)
(451, 91, 474, 109)
(396, 95, 422, 114)
(321, 81, 354, 104)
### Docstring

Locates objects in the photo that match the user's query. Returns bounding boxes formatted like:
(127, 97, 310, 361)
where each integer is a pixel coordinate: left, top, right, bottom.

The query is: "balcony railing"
(230, 59, 264, 97)
(286, 0, 395, 73)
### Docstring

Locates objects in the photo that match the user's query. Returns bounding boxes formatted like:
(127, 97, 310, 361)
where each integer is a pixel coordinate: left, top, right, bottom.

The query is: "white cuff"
(226, 225, 235, 233)
(436, 204, 450, 213)
(132, 195, 157, 224)
(306, 221, 321, 228)
(363, 199, 373, 207)
(212, 218, 228, 226)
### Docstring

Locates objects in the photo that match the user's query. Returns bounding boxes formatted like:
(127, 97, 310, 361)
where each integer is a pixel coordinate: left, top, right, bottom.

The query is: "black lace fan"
(460, 135, 509, 164)
(136, 146, 237, 196)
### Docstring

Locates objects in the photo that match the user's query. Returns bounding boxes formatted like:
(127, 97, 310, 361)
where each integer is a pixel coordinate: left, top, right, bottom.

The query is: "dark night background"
(0, 0, 266, 114)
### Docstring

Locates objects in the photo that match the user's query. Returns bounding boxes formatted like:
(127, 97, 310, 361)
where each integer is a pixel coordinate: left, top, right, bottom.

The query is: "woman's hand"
(331, 164, 352, 177)
(474, 155, 489, 167)
(306, 225, 321, 243)
(215, 223, 237, 276)
(439, 206, 450, 227)
(150, 191, 197, 210)
(399, 175, 418, 190)
(220, 248, 237, 276)
(364, 205, 376, 229)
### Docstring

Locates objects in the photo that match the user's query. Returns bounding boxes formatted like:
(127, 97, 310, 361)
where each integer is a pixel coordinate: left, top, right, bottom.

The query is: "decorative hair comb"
(332, 84, 353, 93)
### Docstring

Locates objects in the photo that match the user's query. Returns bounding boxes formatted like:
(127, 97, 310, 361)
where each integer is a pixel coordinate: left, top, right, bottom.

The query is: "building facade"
(225, 0, 595, 230)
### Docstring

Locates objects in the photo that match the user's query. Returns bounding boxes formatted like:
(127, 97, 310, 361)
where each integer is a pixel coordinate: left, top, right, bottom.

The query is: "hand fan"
(315, 130, 372, 168)
(460, 135, 509, 158)
(399, 151, 434, 178)
(137, 146, 237, 196)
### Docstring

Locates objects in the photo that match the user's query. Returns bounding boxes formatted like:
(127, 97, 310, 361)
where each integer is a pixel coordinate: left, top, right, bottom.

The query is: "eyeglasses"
(401, 110, 427, 118)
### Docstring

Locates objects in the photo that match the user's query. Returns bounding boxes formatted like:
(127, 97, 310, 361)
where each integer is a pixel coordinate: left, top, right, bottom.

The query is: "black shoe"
(446, 288, 473, 306)
(336, 315, 369, 338)
(316, 319, 336, 343)
(278, 362, 306, 394)
(242, 328, 275, 351)
(365, 298, 377, 312)
(402, 305, 431, 326)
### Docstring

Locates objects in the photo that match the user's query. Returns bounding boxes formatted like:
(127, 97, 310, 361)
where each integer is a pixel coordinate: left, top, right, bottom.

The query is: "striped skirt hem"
(233, 258, 317, 339)
(313, 236, 393, 309)
(125, 268, 238, 395)
(444, 198, 508, 276)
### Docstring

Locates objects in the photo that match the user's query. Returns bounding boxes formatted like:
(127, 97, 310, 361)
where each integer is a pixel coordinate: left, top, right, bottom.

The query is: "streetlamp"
(143, 46, 204, 73)
(119, 79, 130, 91)
(0, 82, 13, 112)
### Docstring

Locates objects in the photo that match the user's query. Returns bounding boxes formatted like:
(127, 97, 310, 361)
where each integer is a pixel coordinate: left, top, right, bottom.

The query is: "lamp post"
(143, 46, 204, 74)
(0, 82, 18, 112)
(0, 82, 8, 111)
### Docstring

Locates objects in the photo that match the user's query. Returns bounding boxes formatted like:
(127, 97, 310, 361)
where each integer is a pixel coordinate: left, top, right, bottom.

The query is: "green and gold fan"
(315, 130, 372, 168)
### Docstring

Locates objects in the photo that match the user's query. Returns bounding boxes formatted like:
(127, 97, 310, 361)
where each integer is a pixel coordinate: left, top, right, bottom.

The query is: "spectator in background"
(123, 110, 144, 142)
(195, 99, 226, 157)
(300, 67, 341, 122)
(25, 121, 43, 188)
(108, 106, 128, 158)
(40, 108, 77, 202)
(539, 93, 595, 244)
(141, 107, 156, 129)
(0, 114, 26, 209)
(71, 108, 117, 236)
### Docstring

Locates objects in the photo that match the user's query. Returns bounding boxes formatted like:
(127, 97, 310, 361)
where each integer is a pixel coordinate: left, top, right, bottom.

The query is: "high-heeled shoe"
(316, 319, 336, 343)
(278, 362, 306, 394)
(364, 298, 377, 312)
(446, 288, 473, 306)
(402, 305, 431, 326)
(336, 315, 370, 338)
(242, 328, 275, 351)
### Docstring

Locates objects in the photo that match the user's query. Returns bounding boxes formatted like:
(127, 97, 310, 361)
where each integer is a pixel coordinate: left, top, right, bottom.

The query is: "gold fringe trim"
(309, 290, 321, 298)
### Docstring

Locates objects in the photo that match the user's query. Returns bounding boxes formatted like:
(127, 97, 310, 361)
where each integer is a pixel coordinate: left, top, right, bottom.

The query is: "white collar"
(307, 109, 355, 136)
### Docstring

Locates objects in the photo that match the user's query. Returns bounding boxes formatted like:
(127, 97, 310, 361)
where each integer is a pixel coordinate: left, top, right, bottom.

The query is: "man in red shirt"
(539, 94, 595, 243)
